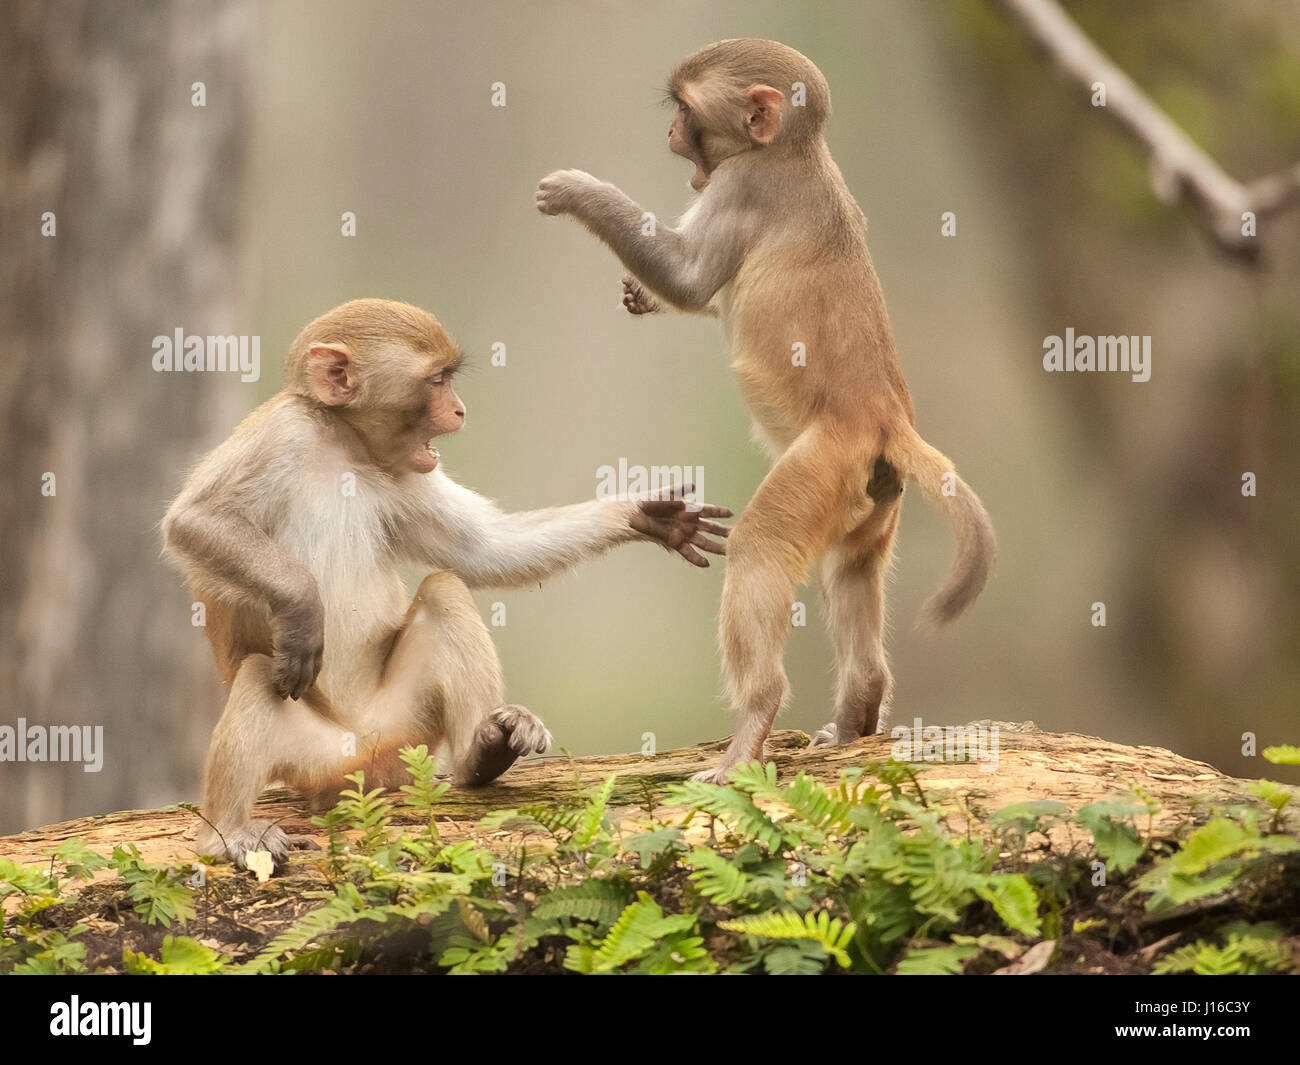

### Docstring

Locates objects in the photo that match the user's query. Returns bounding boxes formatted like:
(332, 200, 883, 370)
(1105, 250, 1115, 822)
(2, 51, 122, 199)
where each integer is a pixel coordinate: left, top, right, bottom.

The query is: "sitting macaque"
(162, 298, 730, 869)
(537, 39, 995, 781)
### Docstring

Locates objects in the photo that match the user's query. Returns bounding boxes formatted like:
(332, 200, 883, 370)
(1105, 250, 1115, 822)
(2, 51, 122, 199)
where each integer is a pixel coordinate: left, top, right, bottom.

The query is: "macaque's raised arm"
(395, 469, 730, 587)
(536, 171, 746, 312)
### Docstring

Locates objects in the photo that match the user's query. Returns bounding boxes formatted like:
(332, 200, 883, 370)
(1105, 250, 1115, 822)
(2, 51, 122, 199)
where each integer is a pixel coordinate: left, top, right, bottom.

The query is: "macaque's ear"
(745, 85, 784, 145)
(306, 342, 359, 406)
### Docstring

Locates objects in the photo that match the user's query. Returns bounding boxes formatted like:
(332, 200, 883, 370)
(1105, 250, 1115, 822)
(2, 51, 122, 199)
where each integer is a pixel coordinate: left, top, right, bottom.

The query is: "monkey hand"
(536, 168, 605, 216)
(270, 590, 325, 701)
(622, 276, 661, 315)
(630, 484, 732, 567)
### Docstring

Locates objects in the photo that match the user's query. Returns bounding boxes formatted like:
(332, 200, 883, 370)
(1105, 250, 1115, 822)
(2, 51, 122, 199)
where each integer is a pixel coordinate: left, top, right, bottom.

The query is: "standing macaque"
(163, 299, 731, 869)
(537, 39, 995, 782)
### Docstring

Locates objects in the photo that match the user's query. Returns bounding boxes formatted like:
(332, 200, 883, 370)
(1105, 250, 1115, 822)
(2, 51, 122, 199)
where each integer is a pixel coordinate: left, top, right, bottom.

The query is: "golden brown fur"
(537, 39, 995, 780)
(163, 299, 732, 868)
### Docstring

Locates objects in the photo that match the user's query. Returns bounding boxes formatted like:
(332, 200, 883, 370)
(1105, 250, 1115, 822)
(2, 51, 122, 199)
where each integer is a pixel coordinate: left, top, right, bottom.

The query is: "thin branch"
(994, 0, 1300, 256)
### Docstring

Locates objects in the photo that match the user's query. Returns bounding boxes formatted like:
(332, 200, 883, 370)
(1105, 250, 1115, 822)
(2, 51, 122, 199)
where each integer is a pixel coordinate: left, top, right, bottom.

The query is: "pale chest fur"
(276, 460, 409, 701)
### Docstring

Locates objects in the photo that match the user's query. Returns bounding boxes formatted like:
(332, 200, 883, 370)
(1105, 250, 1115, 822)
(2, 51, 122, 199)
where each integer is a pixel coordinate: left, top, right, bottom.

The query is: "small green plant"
(1153, 921, 1293, 975)
(1, 737, 1296, 975)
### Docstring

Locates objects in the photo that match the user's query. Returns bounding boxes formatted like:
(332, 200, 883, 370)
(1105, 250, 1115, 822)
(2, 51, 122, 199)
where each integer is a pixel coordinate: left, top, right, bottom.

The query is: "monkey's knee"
(410, 570, 478, 619)
(228, 653, 278, 699)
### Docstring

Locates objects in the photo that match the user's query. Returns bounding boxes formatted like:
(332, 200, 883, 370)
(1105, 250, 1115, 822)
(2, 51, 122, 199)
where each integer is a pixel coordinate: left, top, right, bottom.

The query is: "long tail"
(883, 423, 996, 626)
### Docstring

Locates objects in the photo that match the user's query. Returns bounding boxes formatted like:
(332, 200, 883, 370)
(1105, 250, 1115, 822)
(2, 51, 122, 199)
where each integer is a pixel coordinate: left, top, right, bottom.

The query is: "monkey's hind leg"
(700, 427, 859, 783)
(811, 506, 900, 749)
(198, 654, 323, 872)
(381, 572, 552, 790)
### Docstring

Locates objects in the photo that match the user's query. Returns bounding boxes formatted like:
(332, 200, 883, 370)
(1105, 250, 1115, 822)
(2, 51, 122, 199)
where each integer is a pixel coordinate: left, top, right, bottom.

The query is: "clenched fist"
(536, 169, 606, 216)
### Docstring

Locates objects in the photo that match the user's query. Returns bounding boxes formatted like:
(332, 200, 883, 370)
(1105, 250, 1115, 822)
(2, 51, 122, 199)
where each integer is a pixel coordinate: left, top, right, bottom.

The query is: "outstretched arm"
(397, 470, 731, 589)
(537, 170, 743, 312)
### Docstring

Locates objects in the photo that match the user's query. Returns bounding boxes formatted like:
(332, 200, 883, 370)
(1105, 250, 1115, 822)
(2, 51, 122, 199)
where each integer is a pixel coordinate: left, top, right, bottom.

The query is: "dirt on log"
(0, 723, 1286, 874)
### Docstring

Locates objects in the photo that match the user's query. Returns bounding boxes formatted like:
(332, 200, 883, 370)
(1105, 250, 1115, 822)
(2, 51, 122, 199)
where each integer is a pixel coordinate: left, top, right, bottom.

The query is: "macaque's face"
(667, 98, 711, 191)
(385, 349, 465, 475)
(306, 336, 465, 475)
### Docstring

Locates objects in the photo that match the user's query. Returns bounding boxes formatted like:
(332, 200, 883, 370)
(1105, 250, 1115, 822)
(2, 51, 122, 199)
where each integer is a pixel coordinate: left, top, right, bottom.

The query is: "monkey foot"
(456, 705, 552, 788)
(809, 722, 845, 748)
(690, 763, 741, 785)
(809, 718, 882, 748)
(204, 820, 321, 875)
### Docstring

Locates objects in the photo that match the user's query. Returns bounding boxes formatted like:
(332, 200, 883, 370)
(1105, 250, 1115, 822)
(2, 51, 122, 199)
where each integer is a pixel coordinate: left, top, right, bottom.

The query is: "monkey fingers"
(691, 534, 727, 557)
(622, 277, 661, 315)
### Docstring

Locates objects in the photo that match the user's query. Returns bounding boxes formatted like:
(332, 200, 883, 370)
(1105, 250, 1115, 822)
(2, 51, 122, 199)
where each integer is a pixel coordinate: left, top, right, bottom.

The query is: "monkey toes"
(808, 721, 877, 749)
(494, 704, 553, 756)
(690, 764, 739, 785)
(455, 705, 552, 788)
(808, 722, 844, 749)
(209, 820, 321, 875)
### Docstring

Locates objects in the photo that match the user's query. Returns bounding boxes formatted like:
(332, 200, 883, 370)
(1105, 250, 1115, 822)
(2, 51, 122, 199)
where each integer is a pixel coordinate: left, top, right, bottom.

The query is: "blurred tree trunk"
(0, 0, 257, 832)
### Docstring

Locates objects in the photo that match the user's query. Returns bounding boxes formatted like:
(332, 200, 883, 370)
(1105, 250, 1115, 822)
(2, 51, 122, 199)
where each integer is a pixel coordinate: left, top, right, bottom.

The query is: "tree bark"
(1, 727, 1290, 871)
(0, 0, 257, 833)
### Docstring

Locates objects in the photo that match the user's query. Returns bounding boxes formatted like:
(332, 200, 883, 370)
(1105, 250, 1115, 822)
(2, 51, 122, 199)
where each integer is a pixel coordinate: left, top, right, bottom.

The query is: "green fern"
(49, 839, 110, 881)
(1138, 816, 1299, 910)
(1153, 922, 1293, 975)
(631, 931, 717, 974)
(720, 910, 856, 968)
(124, 935, 225, 975)
(565, 892, 698, 973)
(9, 926, 89, 974)
(1263, 745, 1300, 765)
(758, 940, 833, 975)
(623, 827, 687, 869)
(397, 745, 449, 835)
(1075, 802, 1147, 874)
(531, 878, 633, 928)
(112, 846, 195, 927)
(666, 777, 786, 851)
(975, 874, 1042, 937)
(572, 774, 616, 849)
(687, 847, 752, 905)
(333, 771, 394, 852)
(896, 942, 980, 975)
(237, 884, 370, 974)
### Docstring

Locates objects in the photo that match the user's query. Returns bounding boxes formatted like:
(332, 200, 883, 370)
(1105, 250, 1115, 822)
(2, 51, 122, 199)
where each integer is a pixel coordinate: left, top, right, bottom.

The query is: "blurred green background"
(2, 0, 1297, 834)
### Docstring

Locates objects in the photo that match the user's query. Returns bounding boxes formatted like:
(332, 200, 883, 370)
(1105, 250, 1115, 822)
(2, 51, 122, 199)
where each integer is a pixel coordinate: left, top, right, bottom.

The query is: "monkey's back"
(724, 174, 914, 443)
